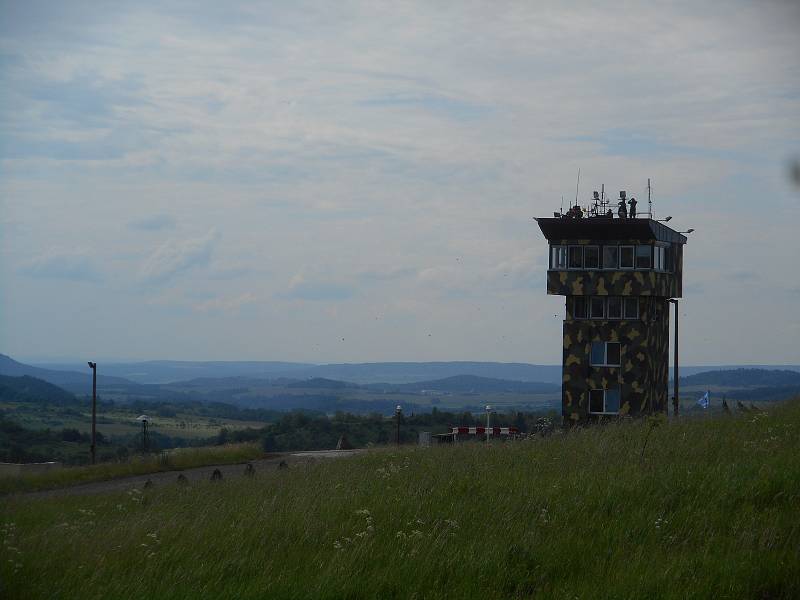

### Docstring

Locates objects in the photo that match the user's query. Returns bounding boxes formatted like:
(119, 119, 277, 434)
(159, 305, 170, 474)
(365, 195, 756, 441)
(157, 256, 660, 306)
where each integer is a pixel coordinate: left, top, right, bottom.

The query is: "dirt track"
(15, 450, 364, 500)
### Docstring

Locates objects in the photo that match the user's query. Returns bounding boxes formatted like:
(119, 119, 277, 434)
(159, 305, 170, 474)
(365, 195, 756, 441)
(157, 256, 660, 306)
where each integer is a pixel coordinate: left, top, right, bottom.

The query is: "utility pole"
(395, 405, 402, 446)
(87, 361, 97, 464)
(669, 300, 679, 417)
(485, 405, 492, 443)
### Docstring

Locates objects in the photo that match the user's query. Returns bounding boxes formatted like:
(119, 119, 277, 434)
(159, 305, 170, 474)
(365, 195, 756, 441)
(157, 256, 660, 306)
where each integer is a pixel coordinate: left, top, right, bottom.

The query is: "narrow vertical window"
(573, 297, 587, 319)
(606, 342, 621, 366)
(605, 388, 621, 413)
(569, 246, 583, 269)
(624, 297, 639, 319)
(603, 246, 619, 269)
(607, 296, 622, 319)
(590, 297, 605, 319)
(591, 341, 605, 365)
(620, 246, 634, 269)
(584, 246, 599, 269)
(636, 245, 652, 269)
(551, 246, 568, 269)
(589, 389, 605, 414)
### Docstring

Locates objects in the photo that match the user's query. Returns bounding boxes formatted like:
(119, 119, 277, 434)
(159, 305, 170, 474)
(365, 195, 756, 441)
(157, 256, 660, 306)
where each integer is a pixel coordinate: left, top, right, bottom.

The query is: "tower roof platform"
(535, 217, 687, 245)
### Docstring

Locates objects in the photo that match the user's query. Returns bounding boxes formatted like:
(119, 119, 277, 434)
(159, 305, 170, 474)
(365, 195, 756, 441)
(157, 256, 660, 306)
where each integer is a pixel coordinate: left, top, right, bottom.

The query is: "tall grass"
(0, 442, 265, 495)
(2, 402, 799, 599)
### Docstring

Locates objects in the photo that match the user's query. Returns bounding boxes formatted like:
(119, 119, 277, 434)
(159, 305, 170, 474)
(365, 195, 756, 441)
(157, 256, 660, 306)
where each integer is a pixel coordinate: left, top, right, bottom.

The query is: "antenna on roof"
(574, 168, 581, 206)
(647, 178, 653, 219)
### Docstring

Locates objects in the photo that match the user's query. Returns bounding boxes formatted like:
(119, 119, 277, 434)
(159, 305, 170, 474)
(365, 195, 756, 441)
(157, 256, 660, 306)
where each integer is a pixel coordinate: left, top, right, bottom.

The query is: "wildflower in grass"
(333, 540, 343, 550)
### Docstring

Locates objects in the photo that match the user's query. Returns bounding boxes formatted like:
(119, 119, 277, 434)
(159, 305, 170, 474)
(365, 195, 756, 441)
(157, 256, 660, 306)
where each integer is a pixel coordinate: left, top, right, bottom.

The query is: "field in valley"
(2, 400, 798, 599)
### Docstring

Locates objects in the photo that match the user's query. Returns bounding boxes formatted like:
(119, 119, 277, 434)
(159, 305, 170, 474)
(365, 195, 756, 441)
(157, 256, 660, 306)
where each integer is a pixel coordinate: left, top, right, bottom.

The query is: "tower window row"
(551, 244, 670, 271)
(570, 296, 639, 320)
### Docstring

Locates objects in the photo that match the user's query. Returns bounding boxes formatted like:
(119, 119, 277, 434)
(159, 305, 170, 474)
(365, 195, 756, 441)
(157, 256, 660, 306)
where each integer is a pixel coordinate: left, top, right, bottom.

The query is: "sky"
(1, 0, 799, 365)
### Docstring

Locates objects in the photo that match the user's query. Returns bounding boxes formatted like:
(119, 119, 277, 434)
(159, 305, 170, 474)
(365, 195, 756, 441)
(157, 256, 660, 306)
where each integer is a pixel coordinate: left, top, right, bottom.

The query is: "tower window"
(607, 296, 622, 319)
(620, 246, 635, 269)
(568, 246, 583, 269)
(603, 246, 618, 269)
(636, 245, 652, 269)
(572, 296, 588, 319)
(590, 341, 621, 366)
(590, 297, 605, 319)
(654, 246, 664, 271)
(551, 245, 568, 269)
(624, 297, 639, 319)
(589, 388, 621, 414)
(584, 246, 599, 269)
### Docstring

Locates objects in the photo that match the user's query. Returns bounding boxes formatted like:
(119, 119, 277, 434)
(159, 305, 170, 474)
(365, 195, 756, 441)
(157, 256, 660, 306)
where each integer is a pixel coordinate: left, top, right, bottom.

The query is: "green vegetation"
(2, 400, 798, 599)
(259, 408, 553, 452)
(0, 442, 265, 495)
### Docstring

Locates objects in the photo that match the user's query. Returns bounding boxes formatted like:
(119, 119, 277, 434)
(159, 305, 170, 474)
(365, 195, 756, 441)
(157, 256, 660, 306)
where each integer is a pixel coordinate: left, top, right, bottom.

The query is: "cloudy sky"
(1, 0, 799, 365)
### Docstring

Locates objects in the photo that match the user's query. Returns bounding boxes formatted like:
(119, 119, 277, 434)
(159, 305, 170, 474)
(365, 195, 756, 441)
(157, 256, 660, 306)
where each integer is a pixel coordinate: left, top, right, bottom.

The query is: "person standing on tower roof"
(617, 199, 628, 219)
(628, 197, 637, 219)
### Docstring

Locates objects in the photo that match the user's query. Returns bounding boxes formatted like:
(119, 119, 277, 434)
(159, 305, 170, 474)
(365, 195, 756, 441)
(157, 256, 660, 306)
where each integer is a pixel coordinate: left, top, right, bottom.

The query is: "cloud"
(18, 252, 103, 282)
(128, 214, 176, 231)
(139, 229, 219, 284)
(280, 274, 354, 301)
(194, 292, 257, 314)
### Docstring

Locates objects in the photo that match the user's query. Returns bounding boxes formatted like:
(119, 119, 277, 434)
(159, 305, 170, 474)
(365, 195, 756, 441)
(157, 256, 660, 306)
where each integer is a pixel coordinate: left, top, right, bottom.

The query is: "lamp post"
(395, 405, 402, 446)
(136, 415, 149, 453)
(669, 299, 679, 417)
(485, 405, 492, 443)
(87, 362, 97, 465)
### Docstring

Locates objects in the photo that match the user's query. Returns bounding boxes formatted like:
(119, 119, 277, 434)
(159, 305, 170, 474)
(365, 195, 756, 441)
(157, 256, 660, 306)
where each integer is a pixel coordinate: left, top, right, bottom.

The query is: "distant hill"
(283, 362, 566, 385)
(287, 378, 355, 390)
(29, 359, 564, 384)
(26, 358, 800, 386)
(366, 375, 559, 394)
(32, 360, 315, 384)
(0, 374, 77, 405)
(680, 368, 800, 388)
(0, 354, 133, 392)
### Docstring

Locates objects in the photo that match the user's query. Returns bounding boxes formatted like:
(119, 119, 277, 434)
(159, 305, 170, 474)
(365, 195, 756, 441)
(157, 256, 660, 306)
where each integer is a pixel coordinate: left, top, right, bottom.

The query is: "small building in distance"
(536, 190, 687, 424)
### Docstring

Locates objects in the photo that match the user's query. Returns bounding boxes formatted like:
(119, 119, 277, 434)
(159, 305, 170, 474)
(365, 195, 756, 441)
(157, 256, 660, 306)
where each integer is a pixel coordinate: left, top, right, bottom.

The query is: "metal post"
(395, 405, 401, 446)
(485, 405, 492, 443)
(669, 300, 679, 417)
(87, 362, 97, 464)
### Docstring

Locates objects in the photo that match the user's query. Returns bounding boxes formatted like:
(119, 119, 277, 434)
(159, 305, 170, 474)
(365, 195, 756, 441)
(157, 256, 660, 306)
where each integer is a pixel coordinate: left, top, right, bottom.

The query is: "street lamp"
(395, 405, 402, 446)
(679, 229, 694, 234)
(657, 216, 672, 222)
(485, 405, 492, 443)
(87, 362, 97, 465)
(136, 415, 150, 453)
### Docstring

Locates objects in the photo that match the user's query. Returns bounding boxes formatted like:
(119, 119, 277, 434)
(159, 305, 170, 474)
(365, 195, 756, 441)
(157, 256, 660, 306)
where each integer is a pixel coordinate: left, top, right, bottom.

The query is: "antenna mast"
(647, 178, 652, 219)
(575, 168, 581, 206)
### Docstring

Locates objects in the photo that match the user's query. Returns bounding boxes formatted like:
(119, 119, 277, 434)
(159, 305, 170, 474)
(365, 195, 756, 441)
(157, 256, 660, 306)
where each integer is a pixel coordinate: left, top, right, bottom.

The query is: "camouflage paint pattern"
(547, 269, 678, 298)
(561, 297, 670, 423)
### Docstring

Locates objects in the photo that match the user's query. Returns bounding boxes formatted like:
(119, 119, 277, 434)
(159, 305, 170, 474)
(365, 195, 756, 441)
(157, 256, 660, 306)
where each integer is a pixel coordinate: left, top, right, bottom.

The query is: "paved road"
(15, 450, 364, 500)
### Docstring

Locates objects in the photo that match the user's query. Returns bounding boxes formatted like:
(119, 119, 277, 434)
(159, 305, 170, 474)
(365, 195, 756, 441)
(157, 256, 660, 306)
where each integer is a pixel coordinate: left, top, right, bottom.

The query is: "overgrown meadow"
(2, 401, 799, 599)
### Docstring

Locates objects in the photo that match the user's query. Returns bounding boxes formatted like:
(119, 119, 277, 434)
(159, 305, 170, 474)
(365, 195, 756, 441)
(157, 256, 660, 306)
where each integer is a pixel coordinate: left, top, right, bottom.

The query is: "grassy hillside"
(2, 400, 799, 599)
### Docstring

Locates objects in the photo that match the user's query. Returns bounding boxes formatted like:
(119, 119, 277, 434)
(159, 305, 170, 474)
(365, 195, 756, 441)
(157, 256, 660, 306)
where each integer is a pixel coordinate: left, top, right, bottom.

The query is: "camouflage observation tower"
(535, 188, 687, 424)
